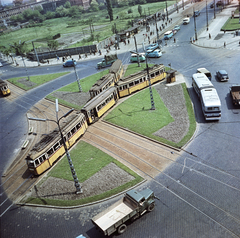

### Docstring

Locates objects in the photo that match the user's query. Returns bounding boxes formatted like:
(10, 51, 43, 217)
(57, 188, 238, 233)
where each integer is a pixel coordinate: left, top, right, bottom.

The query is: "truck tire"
(148, 203, 155, 212)
(118, 224, 127, 234)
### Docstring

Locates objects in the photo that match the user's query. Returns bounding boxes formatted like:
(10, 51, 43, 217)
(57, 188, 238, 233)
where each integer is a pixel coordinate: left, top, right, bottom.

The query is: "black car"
(216, 70, 229, 82)
(194, 10, 200, 17)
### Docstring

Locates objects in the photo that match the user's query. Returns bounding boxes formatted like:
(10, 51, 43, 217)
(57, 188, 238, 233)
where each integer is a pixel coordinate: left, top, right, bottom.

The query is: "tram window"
(97, 105, 102, 111)
(71, 127, 76, 135)
(151, 73, 154, 78)
(54, 142, 60, 151)
(67, 132, 71, 139)
(123, 85, 128, 90)
(143, 77, 146, 81)
(35, 159, 40, 166)
(140, 78, 143, 83)
(129, 82, 134, 87)
(39, 157, 43, 163)
(119, 86, 123, 91)
(47, 148, 54, 156)
(76, 123, 81, 130)
(42, 154, 46, 161)
(156, 71, 159, 75)
(135, 80, 139, 85)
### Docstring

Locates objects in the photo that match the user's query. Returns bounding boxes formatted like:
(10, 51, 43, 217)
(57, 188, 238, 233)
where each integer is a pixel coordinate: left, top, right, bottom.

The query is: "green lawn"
(7, 72, 70, 90)
(104, 83, 196, 148)
(221, 17, 240, 31)
(23, 141, 143, 206)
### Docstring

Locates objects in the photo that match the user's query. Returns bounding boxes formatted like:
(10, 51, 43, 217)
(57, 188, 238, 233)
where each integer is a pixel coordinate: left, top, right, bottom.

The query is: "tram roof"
(90, 73, 114, 91)
(109, 59, 122, 74)
(82, 87, 116, 112)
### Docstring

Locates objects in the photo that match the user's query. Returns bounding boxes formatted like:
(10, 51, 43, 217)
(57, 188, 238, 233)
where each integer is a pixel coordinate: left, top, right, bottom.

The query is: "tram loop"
(83, 122, 240, 236)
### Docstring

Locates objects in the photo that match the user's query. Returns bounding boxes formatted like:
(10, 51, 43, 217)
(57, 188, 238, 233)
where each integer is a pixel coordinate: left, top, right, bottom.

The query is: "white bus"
(192, 73, 221, 120)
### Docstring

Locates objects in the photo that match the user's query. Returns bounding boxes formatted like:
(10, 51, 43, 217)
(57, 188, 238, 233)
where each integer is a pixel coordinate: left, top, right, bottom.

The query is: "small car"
(146, 43, 159, 51)
(146, 49, 162, 58)
(0, 62, 3, 67)
(183, 18, 190, 24)
(194, 10, 200, 17)
(63, 60, 76, 67)
(216, 70, 229, 82)
(164, 31, 173, 40)
(174, 25, 181, 31)
(130, 53, 145, 62)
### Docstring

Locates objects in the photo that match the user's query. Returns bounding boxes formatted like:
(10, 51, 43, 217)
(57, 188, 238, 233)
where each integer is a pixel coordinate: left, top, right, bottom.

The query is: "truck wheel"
(118, 224, 127, 234)
(148, 203, 155, 212)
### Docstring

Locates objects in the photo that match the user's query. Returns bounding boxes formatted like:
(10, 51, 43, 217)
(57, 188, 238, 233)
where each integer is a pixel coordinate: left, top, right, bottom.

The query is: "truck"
(91, 188, 156, 236)
(97, 54, 118, 69)
(230, 85, 240, 105)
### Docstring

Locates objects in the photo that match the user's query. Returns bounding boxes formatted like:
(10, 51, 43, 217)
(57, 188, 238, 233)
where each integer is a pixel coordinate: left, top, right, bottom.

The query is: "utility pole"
(73, 60, 82, 92)
(176, 0, 179, 13)
(193, 8, 198, 41)
(182, 0, 184, 10)
(155, 14, 160, 44)
(28, 100, 82, 194)
(165, 1, 169, 20)
(214, 0, 216, 19)
(206, 0, 209, 30)
(146, 57, 155, 110)
(32, 41, 40, 66)
(133, 36, 140, 67)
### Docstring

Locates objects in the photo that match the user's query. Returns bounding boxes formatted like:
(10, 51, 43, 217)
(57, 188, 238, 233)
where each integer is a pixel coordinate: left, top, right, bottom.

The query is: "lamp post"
(73, 59, 82, 92)
(28, 99, 82, 194)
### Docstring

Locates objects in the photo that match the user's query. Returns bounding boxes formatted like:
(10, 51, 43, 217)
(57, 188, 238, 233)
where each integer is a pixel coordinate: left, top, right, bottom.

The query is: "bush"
(53, 33, 61, 39)
(128, 8, 133, 14)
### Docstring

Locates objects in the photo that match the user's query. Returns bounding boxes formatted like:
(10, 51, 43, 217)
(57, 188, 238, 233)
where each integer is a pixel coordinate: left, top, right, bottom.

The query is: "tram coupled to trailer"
(26, 112, 88, 175)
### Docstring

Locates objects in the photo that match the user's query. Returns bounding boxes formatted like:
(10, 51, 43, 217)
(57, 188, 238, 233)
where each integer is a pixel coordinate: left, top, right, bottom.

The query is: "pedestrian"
(209, 33, 211, 39)
(174, 38, 176, 43)
(62, 56, 65, 62)
(224, 42, 226, 48)
(99, 49, 102, 55)
(79, 54, 81, 60)
(128, 39, 130, 44)
(47, 59, 49, 64)
(85, 53, 87, 58)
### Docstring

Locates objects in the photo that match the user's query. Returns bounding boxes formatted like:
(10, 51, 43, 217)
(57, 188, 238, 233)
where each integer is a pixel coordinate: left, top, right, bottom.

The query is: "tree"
(90, 0, 99, 11)
(68, 6, 80, 18)
(45, 11, 55, 19)
(47, 40, 59, 51)
(138, 5, 142, 16)
(106, 0, 113, 21)
(10, 41, 27, 56)
(55, 6, 68, 18)
(64, 1, 71, 8)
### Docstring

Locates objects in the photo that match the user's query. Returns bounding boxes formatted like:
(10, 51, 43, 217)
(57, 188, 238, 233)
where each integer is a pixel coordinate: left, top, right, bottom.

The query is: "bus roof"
(192, 73, 213, 90)
(201, 88, 221, 107)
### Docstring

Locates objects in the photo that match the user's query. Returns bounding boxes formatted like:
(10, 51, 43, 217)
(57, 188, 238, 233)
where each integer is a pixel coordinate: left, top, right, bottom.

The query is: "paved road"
(1, 1, 240, 237)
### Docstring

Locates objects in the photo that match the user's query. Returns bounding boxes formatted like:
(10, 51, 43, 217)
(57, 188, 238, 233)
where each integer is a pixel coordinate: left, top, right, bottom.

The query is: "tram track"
(83, 120, 240, 237)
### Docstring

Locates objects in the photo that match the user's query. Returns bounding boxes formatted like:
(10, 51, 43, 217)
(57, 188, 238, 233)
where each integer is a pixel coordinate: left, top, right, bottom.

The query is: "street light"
(28, 99, 82, 194)
(73, 59, 82, 92)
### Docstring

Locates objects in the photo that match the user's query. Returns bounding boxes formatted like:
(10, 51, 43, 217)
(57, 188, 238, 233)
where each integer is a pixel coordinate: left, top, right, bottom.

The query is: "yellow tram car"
(0, 79, 11, 96)
(89, 59, 123, 99)
(26, 112, 88, 175)
(81, 86, 119, 124)
(116, 64, 166, 98)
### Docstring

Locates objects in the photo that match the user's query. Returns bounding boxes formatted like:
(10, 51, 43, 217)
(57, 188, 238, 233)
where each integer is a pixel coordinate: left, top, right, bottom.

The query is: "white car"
(146, 49, 162, 58)
(0, 62, 3, 67)
(183, 18, 190, 24)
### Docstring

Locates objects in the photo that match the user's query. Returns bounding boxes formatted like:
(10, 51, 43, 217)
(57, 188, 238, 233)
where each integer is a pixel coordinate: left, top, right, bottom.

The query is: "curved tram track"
(83, 120, 240, 237)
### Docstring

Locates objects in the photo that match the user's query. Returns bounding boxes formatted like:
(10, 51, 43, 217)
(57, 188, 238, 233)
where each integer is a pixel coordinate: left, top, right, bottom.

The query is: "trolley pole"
(28, 100, 82, 194)
(193, 8, 198, 41)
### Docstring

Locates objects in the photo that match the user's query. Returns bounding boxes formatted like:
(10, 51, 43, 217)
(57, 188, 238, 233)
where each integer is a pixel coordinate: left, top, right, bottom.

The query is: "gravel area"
(154, 83, 189, 143)
(30, 162, 134, 200)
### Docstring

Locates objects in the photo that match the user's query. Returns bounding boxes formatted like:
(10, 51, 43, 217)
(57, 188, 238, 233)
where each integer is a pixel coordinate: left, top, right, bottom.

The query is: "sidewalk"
(1, 0, 239, 68)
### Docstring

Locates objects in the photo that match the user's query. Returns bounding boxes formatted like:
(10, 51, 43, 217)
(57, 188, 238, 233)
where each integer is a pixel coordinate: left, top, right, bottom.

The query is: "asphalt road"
(1, 3, 240, 238)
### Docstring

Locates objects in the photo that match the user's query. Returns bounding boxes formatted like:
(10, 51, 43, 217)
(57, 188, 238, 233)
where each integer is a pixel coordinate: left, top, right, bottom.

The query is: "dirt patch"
(30, 162, 135, 200)
(18, 78, 37, 88)
(51, 91, 91, 107)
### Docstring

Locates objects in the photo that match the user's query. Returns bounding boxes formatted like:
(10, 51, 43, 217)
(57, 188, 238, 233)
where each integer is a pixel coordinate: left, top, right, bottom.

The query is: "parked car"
(194, 10, 200, 17)
(210, 3, 214, 8)
(216, 0, 223, 7)
(172, 29, 177, 35)
(174, 25, 181, 31)
(183, 18, 190, 24)
(164, 30, 173, 40)
(130, 53, 145, 62)
(216, 70, 229, 82)
(0, 62, 3, 67)
(146, 49, 162, 58)
(63, 60, 76, 67)
(146, 43, 159, 51)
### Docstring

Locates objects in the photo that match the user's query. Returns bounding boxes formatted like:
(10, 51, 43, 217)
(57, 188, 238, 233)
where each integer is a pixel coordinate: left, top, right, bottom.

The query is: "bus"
(192, 73, 221, 120)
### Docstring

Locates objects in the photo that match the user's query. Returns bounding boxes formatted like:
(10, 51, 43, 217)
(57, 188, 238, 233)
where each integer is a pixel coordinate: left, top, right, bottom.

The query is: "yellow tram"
(26, 112, 88, 175)
(81, 87, 119, 124)
(0, 79, 11, 96)
(116, 64, 166, 98)
(89, 59, 123, 99)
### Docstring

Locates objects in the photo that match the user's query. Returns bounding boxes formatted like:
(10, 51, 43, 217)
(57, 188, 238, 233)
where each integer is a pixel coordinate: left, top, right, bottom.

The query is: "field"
(0, 1, 175, 52)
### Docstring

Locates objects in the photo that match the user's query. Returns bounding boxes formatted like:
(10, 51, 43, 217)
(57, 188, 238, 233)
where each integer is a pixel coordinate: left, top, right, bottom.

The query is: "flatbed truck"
(97, 54, 118, 69)
(91, 188, 156, 236)
(230, 85, 240, 105)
